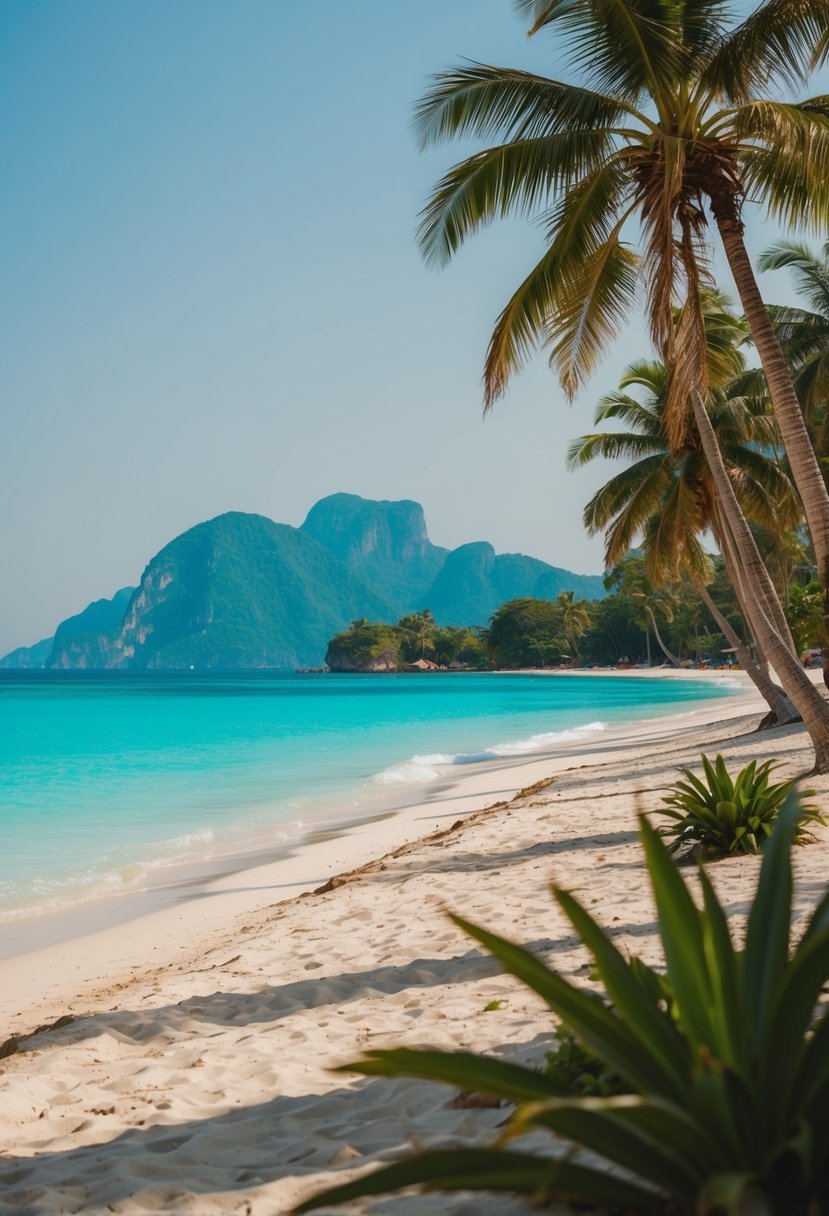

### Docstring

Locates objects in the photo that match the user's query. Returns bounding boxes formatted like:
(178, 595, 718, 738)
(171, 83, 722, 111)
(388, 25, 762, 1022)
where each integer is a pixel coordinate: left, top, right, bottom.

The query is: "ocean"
(0, 670, 737, 934)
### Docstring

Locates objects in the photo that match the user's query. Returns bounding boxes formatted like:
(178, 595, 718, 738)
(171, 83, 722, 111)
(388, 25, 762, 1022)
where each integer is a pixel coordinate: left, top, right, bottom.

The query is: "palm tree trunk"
(645, 606, 679, 666)
(694, 577, 799, 726)
(692, 388, 829, 771)
(714, 213, 829, 689)
(709, 480, 797, 658)
(716, 510, 797, 662)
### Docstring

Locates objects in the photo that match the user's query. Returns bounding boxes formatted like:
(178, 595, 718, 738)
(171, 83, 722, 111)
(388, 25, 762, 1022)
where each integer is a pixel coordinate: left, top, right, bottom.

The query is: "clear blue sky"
(0, 1, 822, 653)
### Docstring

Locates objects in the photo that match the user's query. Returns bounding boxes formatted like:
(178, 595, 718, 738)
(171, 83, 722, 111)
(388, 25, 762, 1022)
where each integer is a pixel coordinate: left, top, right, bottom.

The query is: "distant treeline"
(325, 554, 824, 672)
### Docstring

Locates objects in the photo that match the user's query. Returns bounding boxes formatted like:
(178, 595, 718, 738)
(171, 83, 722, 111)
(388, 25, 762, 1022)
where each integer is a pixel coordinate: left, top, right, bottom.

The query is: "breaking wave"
(373, 721, 607, 785)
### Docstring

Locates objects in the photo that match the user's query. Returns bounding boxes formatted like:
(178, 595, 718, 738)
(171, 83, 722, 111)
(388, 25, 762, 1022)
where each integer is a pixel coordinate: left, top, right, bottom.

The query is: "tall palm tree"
(416, 0, 829, 690)
(569, 346, 800, 721)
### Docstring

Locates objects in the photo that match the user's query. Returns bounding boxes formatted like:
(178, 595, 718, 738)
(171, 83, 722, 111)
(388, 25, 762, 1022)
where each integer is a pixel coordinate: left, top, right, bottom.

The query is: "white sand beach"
(1, 669, 827, 1215)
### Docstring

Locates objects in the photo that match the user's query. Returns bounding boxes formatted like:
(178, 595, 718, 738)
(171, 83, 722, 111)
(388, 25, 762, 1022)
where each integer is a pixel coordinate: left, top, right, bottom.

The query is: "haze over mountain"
(2, 495, 606, 670)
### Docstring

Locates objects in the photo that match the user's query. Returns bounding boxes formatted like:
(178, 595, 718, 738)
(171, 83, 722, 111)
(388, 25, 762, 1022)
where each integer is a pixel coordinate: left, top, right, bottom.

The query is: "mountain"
(301, 493, 447, 617)
(0, 637, 55, 670)
(425, 542, 606, 626)
(2, 495, 606, 670)
(47, 512, 397, 671)
(0, 587, 135, 670)
(52, 586, 135, 647)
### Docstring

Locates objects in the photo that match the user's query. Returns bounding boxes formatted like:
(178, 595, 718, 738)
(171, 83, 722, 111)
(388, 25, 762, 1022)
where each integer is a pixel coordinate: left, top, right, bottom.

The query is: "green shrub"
(543, 1025, 628, 1097)
(296, 799, 829, 1215)
(543, 957, 669, 1098)
(655, 753, 824, 856)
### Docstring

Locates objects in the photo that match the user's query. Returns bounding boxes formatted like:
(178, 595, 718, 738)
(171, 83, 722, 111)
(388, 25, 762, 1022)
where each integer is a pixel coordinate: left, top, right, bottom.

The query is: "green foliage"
(397, 610, 437, 661)
(323, 555, 779, 671)
(325, 619, 402, 670)
(544, 1026, 628, 1098)
(432, 625, 488, 667)
(482, 999, 504, 1012)
(326, 613, 489, 671)
(296, 801, 829, 1215)
(485, 597, 570, 667)
(656, 754, 824, 856)
(786, 580, 826, 654)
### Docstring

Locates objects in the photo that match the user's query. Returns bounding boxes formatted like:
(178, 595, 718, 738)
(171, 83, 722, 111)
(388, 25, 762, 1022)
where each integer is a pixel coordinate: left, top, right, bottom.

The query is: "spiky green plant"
(656, 753, 824, 856)
(296, 800, 829, 1215)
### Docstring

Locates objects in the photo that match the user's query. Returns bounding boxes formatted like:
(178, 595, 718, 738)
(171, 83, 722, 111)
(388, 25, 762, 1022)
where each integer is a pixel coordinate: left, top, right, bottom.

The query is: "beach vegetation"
(543, 1024, 628, 1098)
(786, 581, 826, 656)
(324, 558, 829, 674)
(761, 240, 829, 478)
(656, 753, 824, 856)
(296, 799, 829, 1215)
(485, 597, 569, 668)
(570, 295, 803, 724)
(324, 619, 402, 671)
(413, 0, 829, 768)
(398, 610, 438, 661)
(325, 615, 490, 671)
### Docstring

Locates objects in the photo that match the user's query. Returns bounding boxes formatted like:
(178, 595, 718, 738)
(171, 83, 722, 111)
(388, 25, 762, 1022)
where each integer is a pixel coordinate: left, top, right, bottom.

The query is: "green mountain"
(2, 495, 606, 670)
(425, 542, 606, 626)
(301, 492, 447, 617)
(0, 587, 135, 669)
(47, 512, 397, 670)
(0, 636, 55, 670)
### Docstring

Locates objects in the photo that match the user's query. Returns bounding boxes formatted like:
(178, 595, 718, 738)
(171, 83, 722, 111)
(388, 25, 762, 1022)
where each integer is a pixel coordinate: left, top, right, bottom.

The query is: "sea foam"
(373, 721, 607, 785)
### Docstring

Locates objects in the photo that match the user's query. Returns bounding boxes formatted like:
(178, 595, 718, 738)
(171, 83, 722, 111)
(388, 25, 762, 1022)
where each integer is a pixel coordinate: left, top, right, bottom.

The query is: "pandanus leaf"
(293, 1147, 661, 1213)
(337, 1047, 563, 1102)
(448, 911, 679, 1095)
(512, 1094, 704, 1200)
(639, 816, 715, 1049)
(741, 797, 796, 1045)
(552, 886, 691, 1097)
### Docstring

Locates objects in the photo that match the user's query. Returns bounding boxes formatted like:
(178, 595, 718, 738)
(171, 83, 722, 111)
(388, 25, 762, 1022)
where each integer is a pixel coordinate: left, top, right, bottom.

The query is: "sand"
(1, 669, 827, 1215)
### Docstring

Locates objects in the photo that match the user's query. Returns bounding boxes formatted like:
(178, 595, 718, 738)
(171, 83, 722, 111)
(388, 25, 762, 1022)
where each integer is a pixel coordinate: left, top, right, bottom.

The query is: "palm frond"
(740, 141, 829, 231)
(413, 64, 633, 149)
(764, 304, 828, 350)
(583, 457, 674, 561)
(567, 430, 666, 468)
(678, 0, 742, 70)
(664, 271, 709, 451)
(515, 0, 685, 103)
(617, 360, 668, 396)
(641, 481, 709, 580)
(483, 159, 634, 406)
(595, 390, 663, 431)
(549, 237, 640, 399)
(700, 0, 829, 103)
(729, 99, 829, 148)
(417, 130, 614, 267)
(759, 242, 829, 318)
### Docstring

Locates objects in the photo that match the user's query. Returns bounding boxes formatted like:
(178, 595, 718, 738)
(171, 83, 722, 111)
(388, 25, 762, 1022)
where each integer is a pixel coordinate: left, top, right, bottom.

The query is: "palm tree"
(416, 0, 829, 704)
(398, 610, 437, 659)
(569, 316, 802, 721)
(760, 240, 829, 470)
(556, 590, 591, 658)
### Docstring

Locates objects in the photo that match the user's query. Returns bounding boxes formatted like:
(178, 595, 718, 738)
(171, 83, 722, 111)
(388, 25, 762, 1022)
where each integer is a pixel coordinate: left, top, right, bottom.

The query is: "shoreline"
(2, 670, 827, 1213)
(0, 667, 742, 966)
(0, 668, 755, 1039)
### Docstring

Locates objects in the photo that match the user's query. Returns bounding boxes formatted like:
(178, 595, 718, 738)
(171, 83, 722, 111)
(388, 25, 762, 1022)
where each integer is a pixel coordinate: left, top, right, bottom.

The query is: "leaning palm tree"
(416, 0, 829, 683)
(569, 347, 801, 723)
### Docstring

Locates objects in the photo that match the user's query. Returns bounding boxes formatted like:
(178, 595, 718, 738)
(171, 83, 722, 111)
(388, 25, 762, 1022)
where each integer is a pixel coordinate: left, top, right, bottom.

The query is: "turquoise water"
(0, 671, 737, 923)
